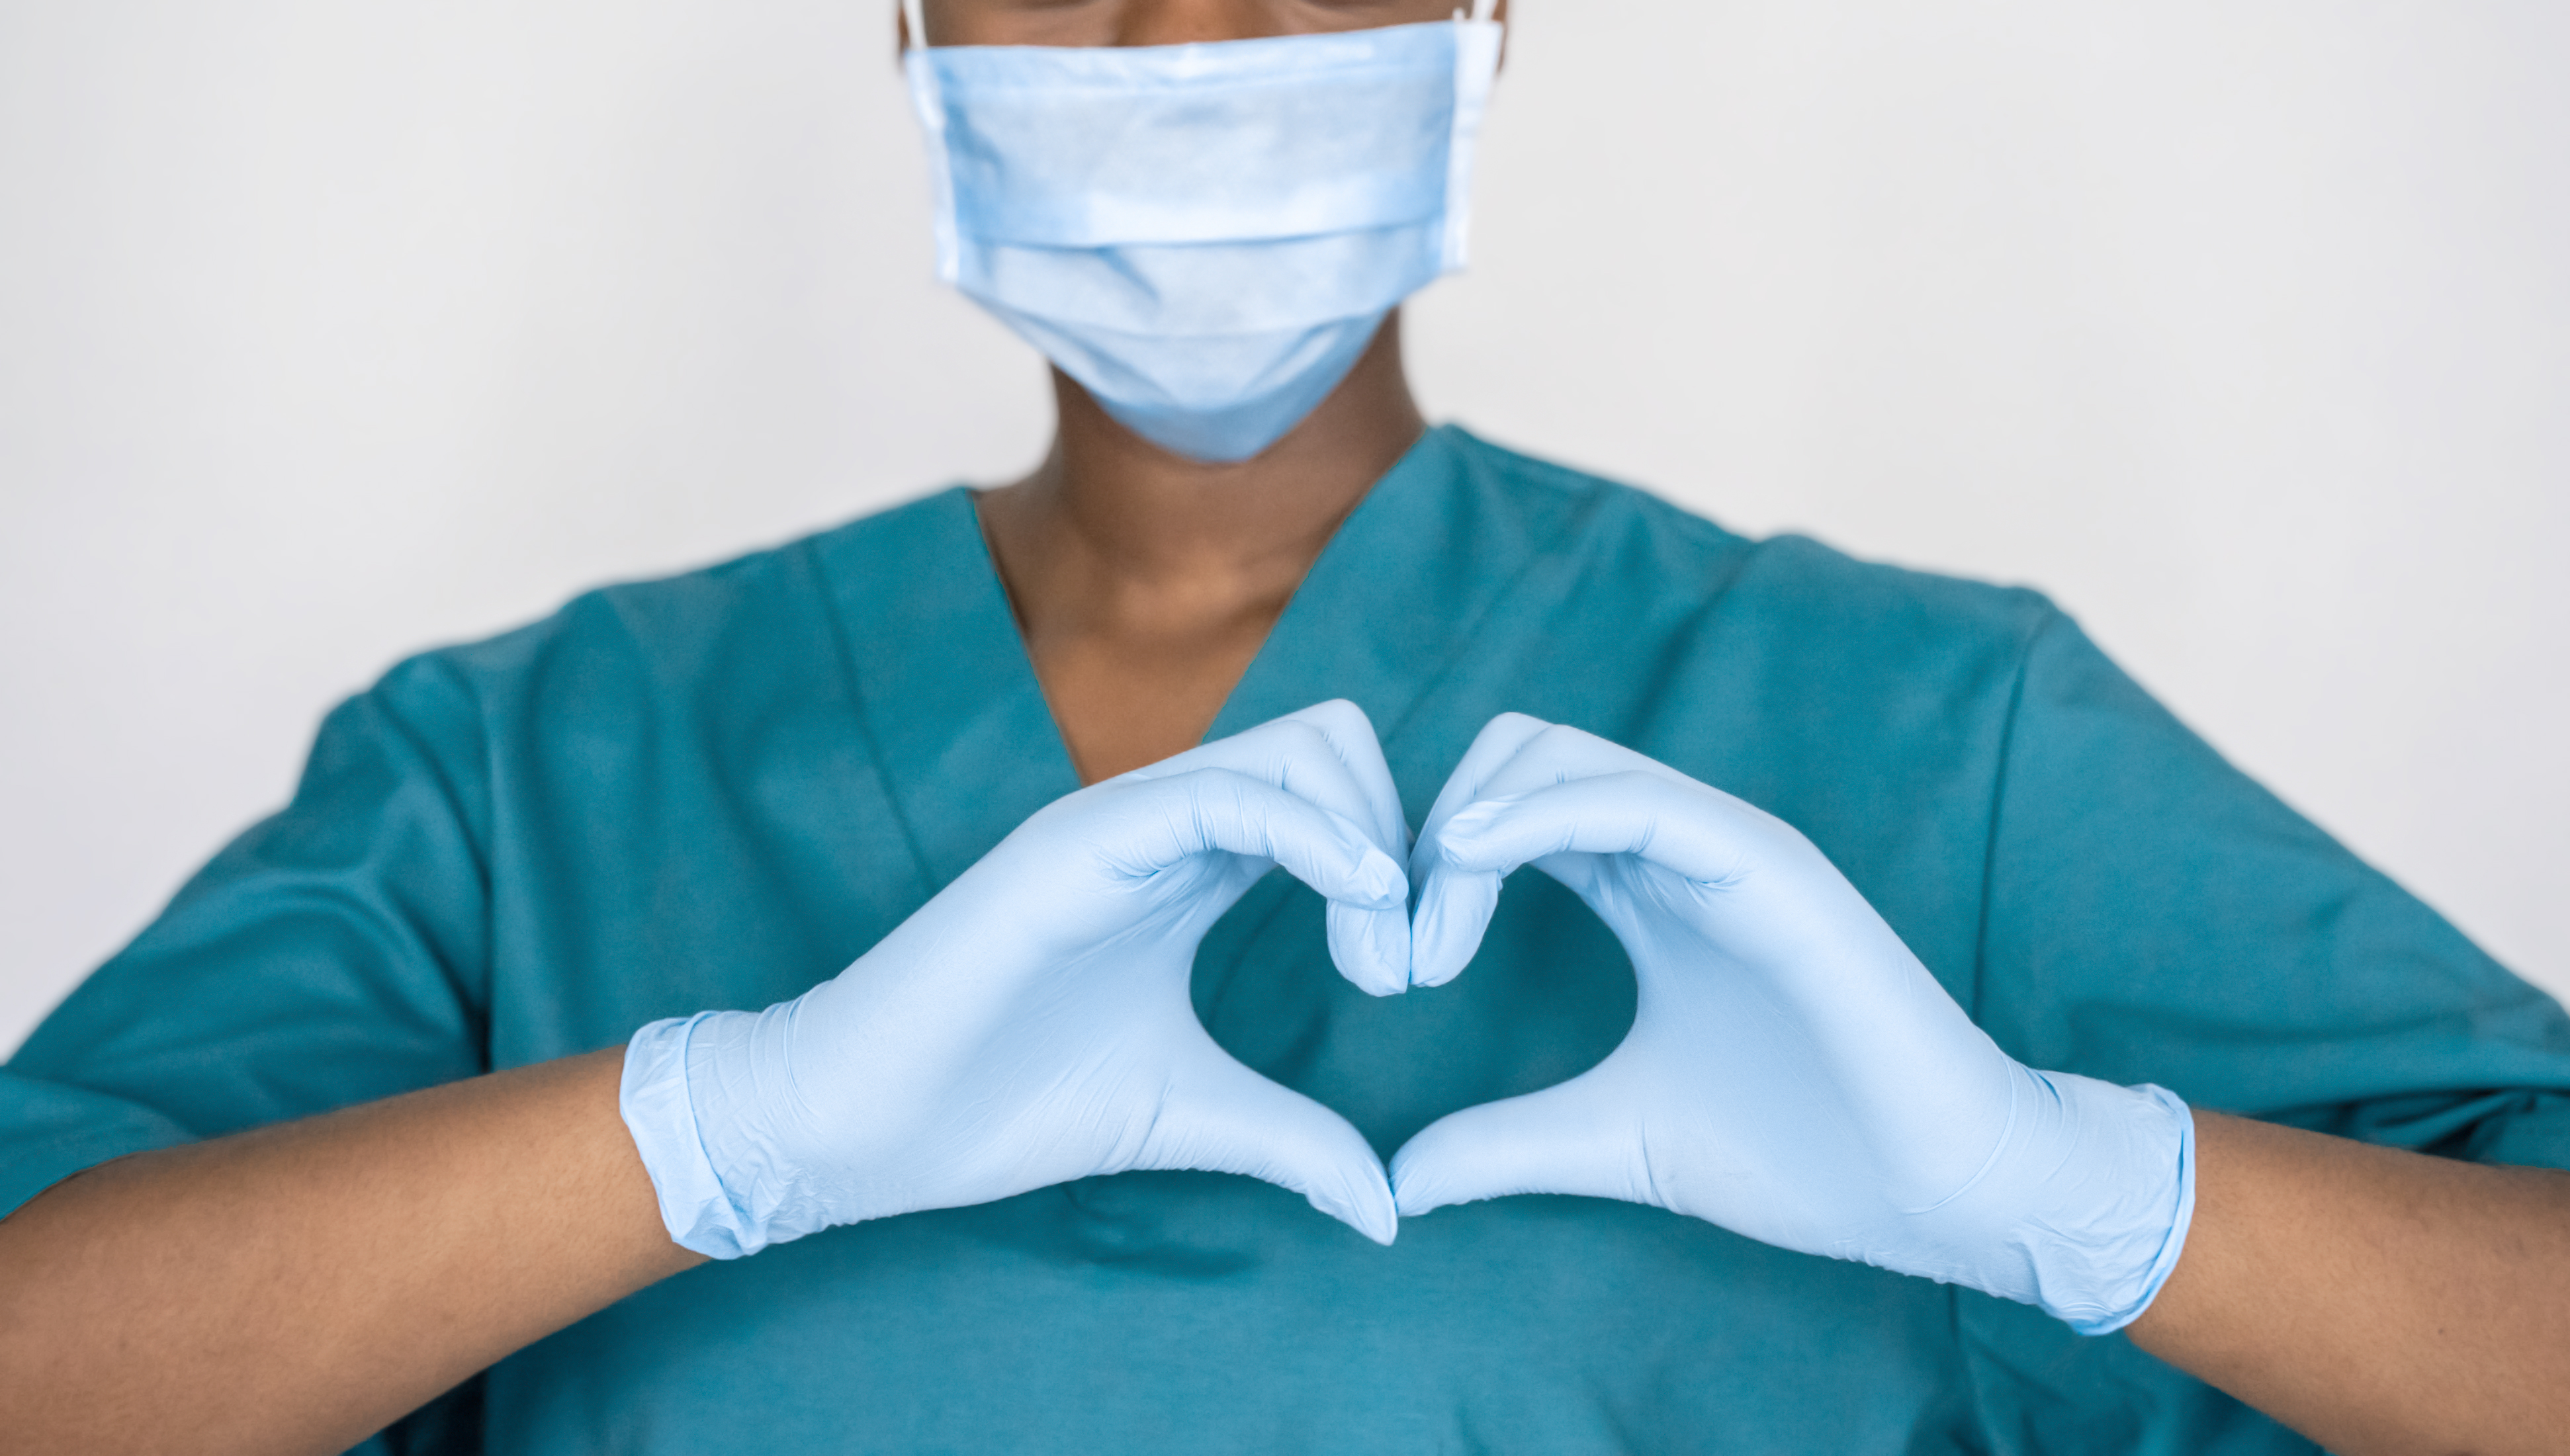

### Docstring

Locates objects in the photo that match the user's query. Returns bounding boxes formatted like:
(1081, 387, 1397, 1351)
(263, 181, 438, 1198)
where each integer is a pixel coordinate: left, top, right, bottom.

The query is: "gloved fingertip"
(1405, 867, 1497, 990)
(1402, 948, 1458, 992)
(1349, 962, 1407, 998)
(1353, 844, 1408, 909)
(1390, 1169, 1452, 1220)
(1410, 959, 1468, 990)
(1307, 1167, 1399, 1246)
(1437, 799, 1504, 839)
(1325, 903, 1411, 997)
(1358, 1172, 1400, 1246)
(1388, 1133, 1468, 1219)
(1427, 834, 1509, 878)
(1368, 903, 1413, 996)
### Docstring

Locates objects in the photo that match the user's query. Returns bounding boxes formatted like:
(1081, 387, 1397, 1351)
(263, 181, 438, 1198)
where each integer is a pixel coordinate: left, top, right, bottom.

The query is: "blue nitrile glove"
(621, 701, 1414, 1258)
(1396, 714, 2195, 1334)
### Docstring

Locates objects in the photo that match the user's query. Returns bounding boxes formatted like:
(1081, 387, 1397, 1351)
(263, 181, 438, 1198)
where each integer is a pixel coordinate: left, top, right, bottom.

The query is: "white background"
(3, 0, 2564, 1054)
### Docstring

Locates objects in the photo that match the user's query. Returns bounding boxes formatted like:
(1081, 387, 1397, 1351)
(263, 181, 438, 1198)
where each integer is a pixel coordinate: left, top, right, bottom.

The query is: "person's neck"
(977, 313, 1427, 783)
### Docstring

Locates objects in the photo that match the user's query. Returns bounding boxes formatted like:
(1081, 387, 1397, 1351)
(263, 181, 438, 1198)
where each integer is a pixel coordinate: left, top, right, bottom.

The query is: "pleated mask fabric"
(903, 3, 1503, 462)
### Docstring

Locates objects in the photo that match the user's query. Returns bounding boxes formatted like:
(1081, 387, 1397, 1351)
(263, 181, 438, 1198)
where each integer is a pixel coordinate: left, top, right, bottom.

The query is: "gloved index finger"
(1442, 726, 1770, 886)
(1458, 722, 1707, 812)
(1415, 717, 1693, 853)
(1411, 712, 1552, 882)
(1239, 704, 1417, 998)
(1120, 744, 1408, 996)
(1409, 717, 1707, 988)
(1112, 765, 1409, 910)
(1136, 701, 1409, 867)
(1433, 771, 1769, 889)
(1118, 708, 1394, 869)
(1278, 699, 1410, 862)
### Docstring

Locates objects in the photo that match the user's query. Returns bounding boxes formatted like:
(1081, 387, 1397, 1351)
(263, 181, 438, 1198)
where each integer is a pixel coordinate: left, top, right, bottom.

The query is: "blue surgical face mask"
(902, 1, 1503, 463)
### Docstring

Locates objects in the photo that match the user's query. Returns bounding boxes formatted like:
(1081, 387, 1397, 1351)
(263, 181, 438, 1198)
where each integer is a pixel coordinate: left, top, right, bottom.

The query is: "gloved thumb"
(1390, 1070, 1650, 1218)
(1407, 856, 1501, 990)
(1141, 1042, 1400, 1246)
(1404, 712, 1554, 989)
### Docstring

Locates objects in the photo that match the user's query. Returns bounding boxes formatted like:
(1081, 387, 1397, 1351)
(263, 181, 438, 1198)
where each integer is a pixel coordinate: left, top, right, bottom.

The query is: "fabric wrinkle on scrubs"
(7, 426, 2569, 1455)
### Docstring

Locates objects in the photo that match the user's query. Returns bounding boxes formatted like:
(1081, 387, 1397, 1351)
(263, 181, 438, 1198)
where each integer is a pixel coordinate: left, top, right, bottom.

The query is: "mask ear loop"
(901, 0, 958, 280)
(1441, 0, 1502, 269)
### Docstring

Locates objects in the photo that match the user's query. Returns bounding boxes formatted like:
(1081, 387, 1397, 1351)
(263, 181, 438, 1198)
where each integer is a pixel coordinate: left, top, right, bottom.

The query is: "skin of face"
(910, 0, 1508, 49)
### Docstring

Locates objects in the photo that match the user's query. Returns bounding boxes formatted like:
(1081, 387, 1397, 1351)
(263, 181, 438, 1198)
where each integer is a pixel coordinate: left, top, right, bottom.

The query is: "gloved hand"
(1396, 714, 2195, 1334)
(621, 701, 1413, 1258)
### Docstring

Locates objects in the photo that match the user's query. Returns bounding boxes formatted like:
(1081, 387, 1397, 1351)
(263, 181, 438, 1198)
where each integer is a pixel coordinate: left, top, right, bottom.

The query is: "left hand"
(1395, 714, 2195, 1333)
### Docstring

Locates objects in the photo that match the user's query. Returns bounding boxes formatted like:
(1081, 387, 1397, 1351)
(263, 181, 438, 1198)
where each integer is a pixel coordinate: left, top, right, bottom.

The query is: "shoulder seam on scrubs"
(330, 666, 501, 1065)
(788, 530, 946, 902)
(1967, 603, 2068, 1031)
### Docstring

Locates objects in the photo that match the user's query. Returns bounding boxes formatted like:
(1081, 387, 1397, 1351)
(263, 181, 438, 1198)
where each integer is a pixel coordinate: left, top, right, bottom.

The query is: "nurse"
(4, 2, 2567, 1453)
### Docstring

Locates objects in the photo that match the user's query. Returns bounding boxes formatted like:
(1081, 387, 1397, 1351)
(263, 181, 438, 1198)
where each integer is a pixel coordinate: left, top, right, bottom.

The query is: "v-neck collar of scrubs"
(1204, 425, 1589, 824)
(805, 423, 1583, 894)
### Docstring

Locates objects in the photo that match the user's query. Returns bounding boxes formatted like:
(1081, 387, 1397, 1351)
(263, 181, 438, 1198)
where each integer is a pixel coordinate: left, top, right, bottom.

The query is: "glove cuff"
(2017, 1074, 2197, 1335)
(619, 1011, 769, 1260)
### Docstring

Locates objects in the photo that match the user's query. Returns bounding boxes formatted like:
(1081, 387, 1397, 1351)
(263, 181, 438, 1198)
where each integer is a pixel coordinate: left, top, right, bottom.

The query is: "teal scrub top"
(8, 426, 2569, 1455)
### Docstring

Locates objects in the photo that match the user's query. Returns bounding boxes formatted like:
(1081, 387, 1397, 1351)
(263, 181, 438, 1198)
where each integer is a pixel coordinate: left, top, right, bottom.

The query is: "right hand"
(1392, 714, 2192, 1334)
(619, 701, 1414, 1257)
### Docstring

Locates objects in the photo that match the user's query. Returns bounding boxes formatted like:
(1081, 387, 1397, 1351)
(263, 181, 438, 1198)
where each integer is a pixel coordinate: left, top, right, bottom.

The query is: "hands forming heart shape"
(623, 701, 2194, 1333)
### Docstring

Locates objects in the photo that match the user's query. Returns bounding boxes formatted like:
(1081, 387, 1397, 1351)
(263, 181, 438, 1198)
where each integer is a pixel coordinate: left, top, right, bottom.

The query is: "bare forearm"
(0, 1048, 702, 1456)
(2129, 1109, 2570, 1455)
